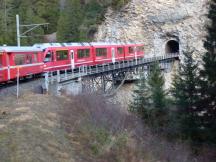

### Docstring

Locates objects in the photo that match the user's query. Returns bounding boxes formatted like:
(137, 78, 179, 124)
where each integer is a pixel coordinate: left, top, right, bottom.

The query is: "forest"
(0, 0, 129, 45)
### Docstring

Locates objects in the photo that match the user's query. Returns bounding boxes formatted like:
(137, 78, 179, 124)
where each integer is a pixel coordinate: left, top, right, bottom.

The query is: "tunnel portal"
(165, 40, 179, 54)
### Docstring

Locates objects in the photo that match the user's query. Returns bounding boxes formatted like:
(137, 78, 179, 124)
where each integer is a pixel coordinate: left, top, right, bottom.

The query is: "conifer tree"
(0, 0, 16, 45)
(35, 0, 59, 34)
(130, 62, 168, 131)
(148, 62, 166, 109)
(0, 0, 60, 45)
(57, 0, 83, 42)
(199, 0, 216, 143)
(147, 61, 168, 130)
(171, 51, 201, 141)
(129, 74, 151, 121)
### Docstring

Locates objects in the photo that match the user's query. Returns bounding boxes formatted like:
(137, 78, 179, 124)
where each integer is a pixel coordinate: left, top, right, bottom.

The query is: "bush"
(59, 94, 206, 162)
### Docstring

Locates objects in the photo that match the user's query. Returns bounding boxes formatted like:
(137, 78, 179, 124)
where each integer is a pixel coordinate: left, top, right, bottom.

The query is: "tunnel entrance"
(165, 40, 179, 54)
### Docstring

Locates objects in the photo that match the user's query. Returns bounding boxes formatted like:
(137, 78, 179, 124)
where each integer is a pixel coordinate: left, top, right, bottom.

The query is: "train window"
(15, 54, 25, 65)
(44, 51, 54, 62)
(26, 54, 33, 64)
(56, 50, 68, 61)
(117, 47, 124, 55)
(96, 48, 107, 57)
(78, 49, 90, 58)
(129, 47, 135, 53)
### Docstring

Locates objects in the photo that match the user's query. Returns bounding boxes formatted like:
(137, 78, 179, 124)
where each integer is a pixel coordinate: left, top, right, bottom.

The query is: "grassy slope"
(0, 93, 75, 162)
(0, 93, 215, 162)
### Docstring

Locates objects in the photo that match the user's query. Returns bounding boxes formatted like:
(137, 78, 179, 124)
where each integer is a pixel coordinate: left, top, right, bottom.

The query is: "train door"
(111, 48, 115, 63)
(6, 53, 10, 80)
(134, 46, 138, 65)
(0, 54, 3, 81)
(135, 47, 137, 60)
(70, 50, 75, 69)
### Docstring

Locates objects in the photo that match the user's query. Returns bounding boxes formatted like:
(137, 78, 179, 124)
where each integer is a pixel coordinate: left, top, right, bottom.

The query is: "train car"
(0, 42, 144, 83)
(0, 51, 7, 82)
(135, 43, 145, 59)
(0, 46, 44, 82)
(124, 43, 145, 60)
(34, 42, 144, 71)
(34, 43, 94, 71)
(92, 42, 127, 64)
(115, 45, 125, 62)
(91, 42, 126, 64)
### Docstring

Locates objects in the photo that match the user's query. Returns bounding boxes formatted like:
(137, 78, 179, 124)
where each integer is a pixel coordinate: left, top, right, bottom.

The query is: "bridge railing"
(43, 53, 179, 91)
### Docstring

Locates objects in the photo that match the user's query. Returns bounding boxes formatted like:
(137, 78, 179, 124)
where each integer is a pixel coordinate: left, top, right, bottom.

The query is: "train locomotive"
(0, 42, 144, 83)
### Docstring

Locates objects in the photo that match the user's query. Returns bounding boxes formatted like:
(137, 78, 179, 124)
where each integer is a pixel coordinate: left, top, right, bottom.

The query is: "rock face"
(95, 0, 209, 58)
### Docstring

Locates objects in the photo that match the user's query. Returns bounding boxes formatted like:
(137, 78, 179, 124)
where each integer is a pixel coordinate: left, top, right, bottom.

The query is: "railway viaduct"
(43, 53, 179, 95)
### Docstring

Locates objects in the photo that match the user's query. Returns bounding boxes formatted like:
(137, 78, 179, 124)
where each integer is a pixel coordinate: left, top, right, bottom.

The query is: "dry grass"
(0, 92, 215, 162)
(60, 94, 212, 162)
(0, 93, 75, 162)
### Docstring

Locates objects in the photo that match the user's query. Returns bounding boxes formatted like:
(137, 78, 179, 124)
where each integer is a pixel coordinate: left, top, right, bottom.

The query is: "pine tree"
(16, 0, 45, 45)
(57, 0, 83, 42)
(147, 61, 168, 130)
(129, 74, 151, 121)
(79, 0, 104, 41)
(199, 0, 216, 143)
(171, 51, 201, 141)
(35, 0, 59, 34)
(0, 0, 130, 44)
(0, 0, 16, 45)
(148, 62, 166, 109)
(130, 62, 168, 131)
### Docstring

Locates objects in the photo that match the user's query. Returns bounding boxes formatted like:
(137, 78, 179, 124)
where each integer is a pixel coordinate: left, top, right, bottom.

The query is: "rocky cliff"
(95, 0, 209, 58)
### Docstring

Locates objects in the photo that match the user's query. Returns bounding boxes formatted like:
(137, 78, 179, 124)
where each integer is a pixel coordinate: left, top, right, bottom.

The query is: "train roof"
(0, 46, 43, 52)
(33, 42, 144, 50)
(0, 42, 144, 52)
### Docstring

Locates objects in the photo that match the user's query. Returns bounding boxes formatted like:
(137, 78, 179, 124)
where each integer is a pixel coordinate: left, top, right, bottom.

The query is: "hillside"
(0, 92, 215, 162)
(0, 93, 75, 161)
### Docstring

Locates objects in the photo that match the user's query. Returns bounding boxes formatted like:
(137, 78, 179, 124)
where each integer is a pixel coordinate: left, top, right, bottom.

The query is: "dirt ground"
(0, 93, 75, 162)
(1, 91, 215, 162)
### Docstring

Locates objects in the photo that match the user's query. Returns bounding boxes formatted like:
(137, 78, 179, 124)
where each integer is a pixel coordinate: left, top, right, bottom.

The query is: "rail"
(43, 53, 179, 91)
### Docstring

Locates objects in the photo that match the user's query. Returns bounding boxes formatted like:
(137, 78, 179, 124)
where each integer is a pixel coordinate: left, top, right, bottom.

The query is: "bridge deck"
(43, 53, 179, 91)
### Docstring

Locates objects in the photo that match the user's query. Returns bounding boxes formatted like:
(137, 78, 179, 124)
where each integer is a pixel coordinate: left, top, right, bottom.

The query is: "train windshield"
(44, 51, 53, 62)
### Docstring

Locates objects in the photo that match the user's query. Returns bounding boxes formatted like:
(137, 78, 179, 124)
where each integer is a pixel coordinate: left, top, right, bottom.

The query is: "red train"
(0, 42, 144, 82)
